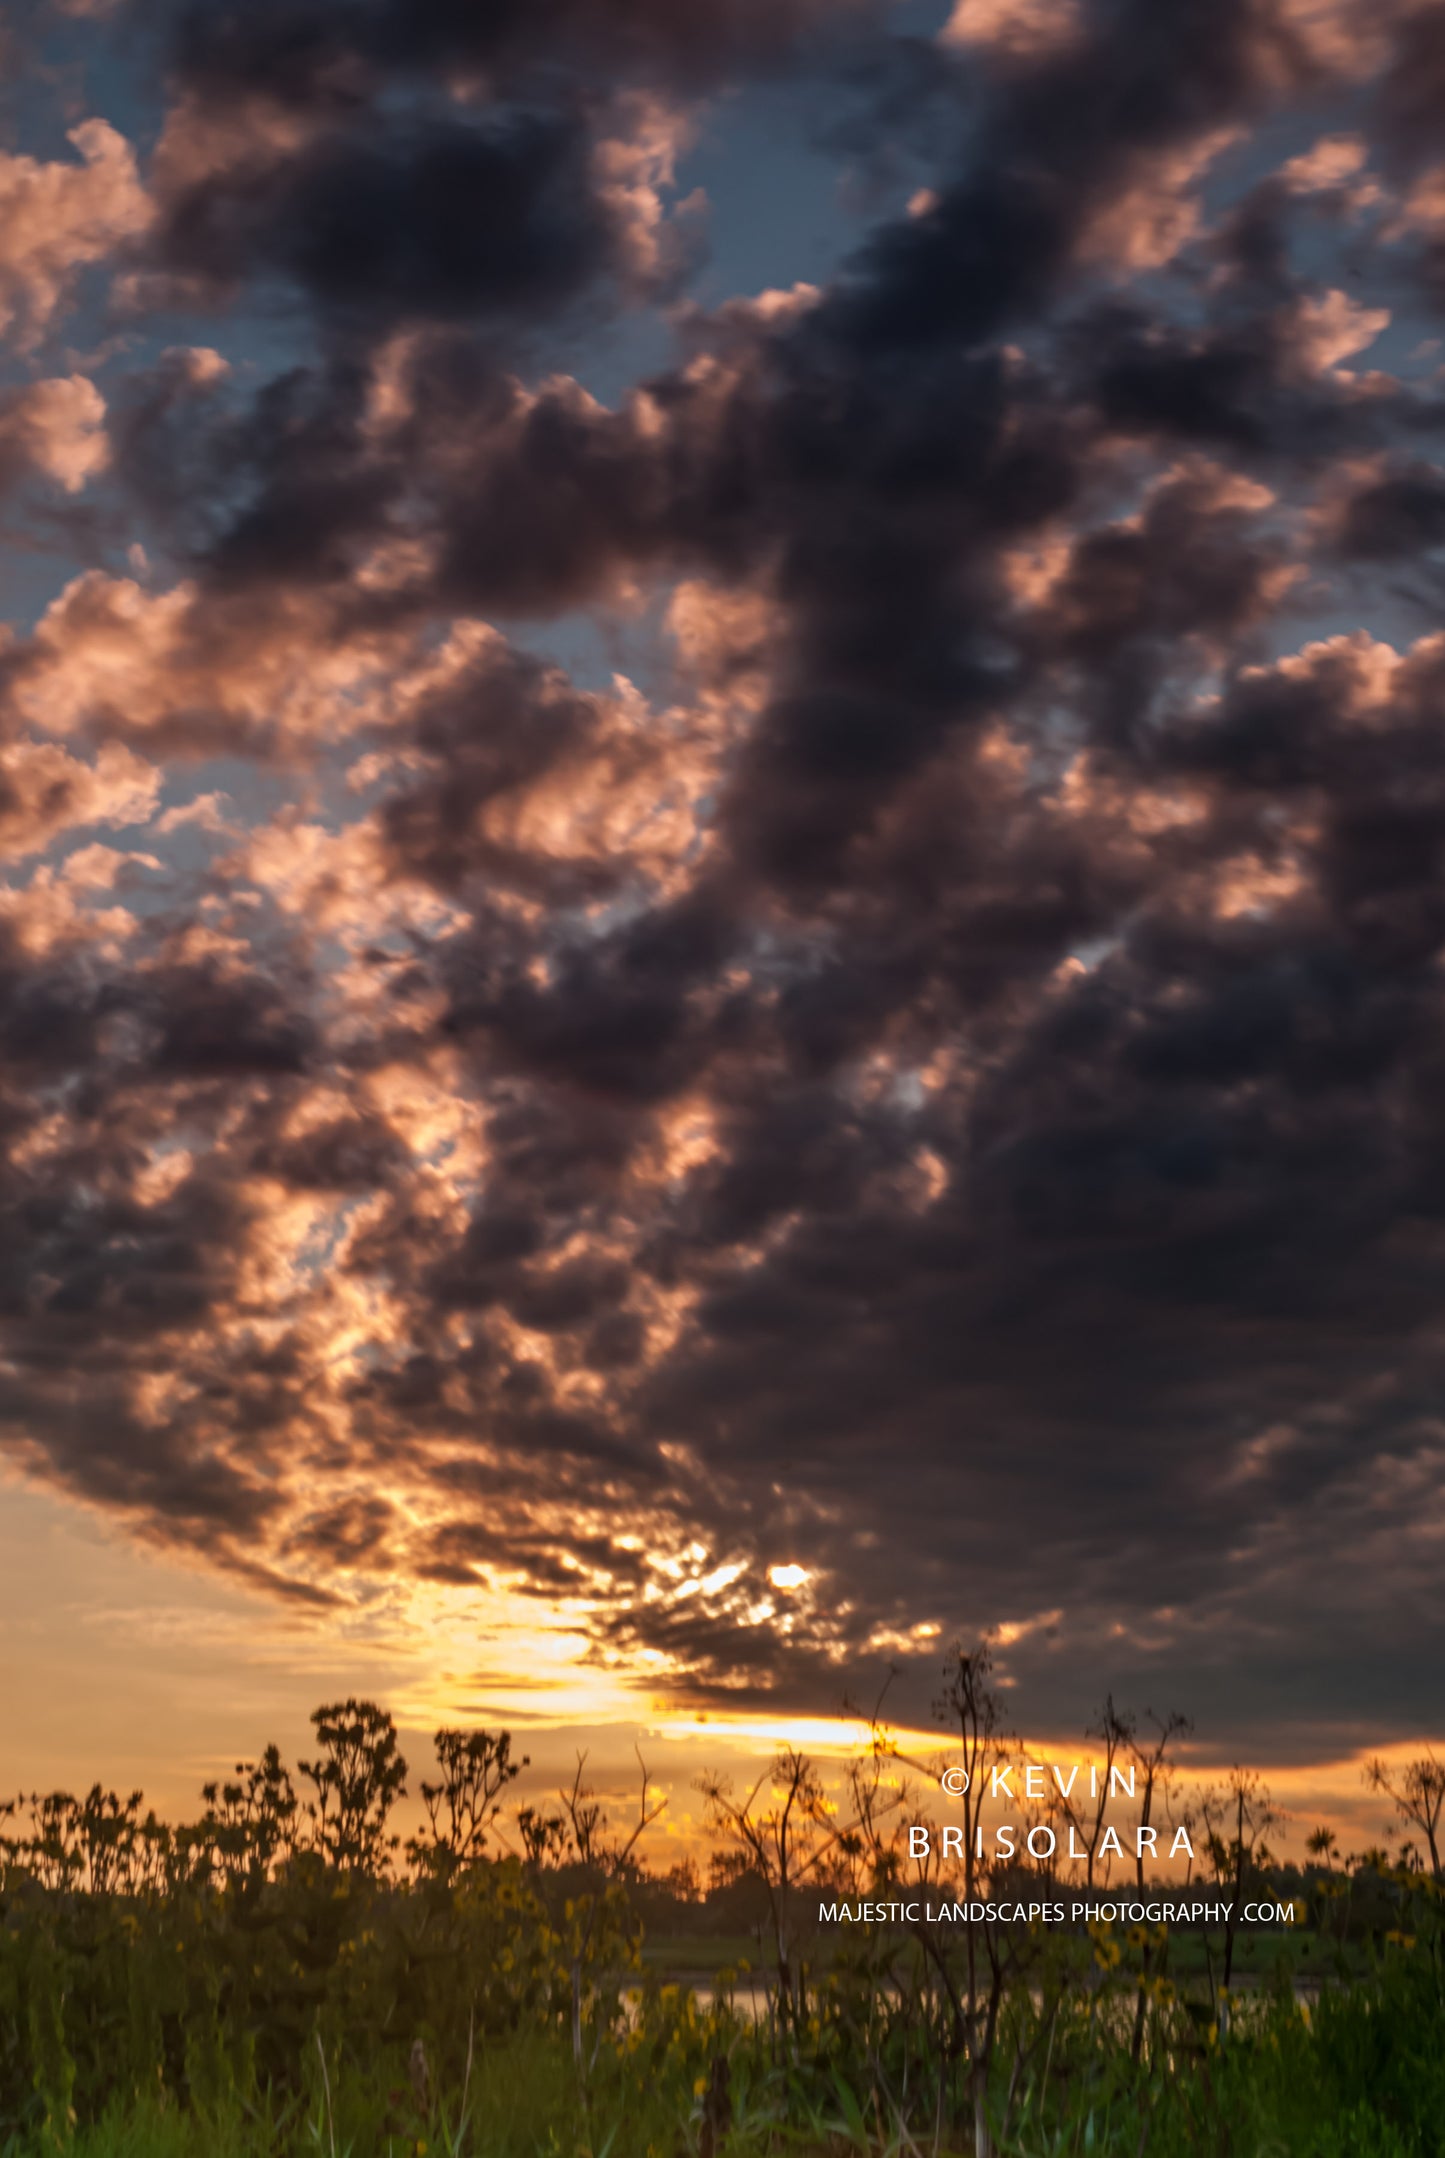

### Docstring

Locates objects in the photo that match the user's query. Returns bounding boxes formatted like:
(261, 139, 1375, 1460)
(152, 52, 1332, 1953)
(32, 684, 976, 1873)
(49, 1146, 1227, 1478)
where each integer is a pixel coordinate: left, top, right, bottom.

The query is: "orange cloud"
(0, 739, 159, 859)
(0, 376, 109, 494)
(7, 575, 426, 757)
(939, 0, 1081, 58)
(1078, 130, 1241, 273)
(0, 121, 149, 346)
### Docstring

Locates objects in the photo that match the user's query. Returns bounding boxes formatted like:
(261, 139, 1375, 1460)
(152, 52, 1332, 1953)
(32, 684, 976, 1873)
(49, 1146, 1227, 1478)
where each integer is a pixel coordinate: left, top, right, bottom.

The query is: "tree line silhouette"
(2, 1652, 1442, 2156)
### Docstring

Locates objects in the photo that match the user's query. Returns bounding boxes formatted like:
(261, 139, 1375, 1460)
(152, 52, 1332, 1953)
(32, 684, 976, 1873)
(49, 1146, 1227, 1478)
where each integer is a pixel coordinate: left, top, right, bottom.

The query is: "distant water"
(630, 1973, 1319, 2024)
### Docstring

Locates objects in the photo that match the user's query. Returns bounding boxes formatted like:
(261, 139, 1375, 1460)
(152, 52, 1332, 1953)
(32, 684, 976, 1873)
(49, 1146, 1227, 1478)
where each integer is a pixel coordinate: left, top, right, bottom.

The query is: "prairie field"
(3, 1698, 1441, 2158)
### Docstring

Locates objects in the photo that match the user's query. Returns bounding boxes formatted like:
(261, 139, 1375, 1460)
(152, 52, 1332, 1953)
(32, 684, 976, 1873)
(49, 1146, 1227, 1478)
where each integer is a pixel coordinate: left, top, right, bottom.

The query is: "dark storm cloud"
(166, 0, 882, 103)
(814, 0, 1322, 359)
(435, 887, 745, 1104)
(379, 640, 635, 902)
(145, 0, 890, 332)
(1375, 5, 1445, 166)
(1332, 459, 1445, 558)
(1076, 303, 1387, 457)
(154, 109, 640, 329)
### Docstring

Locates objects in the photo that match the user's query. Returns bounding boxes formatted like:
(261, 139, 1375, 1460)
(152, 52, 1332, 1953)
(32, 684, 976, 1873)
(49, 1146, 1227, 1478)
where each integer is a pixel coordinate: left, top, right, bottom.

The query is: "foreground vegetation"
(2, 1660, 1441, 2156)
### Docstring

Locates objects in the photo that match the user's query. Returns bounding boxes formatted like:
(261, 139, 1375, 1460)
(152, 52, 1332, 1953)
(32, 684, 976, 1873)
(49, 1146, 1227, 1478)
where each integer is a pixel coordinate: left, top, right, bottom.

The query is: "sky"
(2, 0, 1445, 1853)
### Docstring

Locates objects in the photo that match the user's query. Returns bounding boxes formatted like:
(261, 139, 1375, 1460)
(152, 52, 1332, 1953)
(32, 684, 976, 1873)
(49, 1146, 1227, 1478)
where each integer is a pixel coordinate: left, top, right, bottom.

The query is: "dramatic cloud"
(3, 0, 1445, 1758)
(147, 99, 689, 328)
(165, 0, 881, 99)
(0, 377, 109, 495)
(0, 121, 149, 347)
(140, 0, 850, 328)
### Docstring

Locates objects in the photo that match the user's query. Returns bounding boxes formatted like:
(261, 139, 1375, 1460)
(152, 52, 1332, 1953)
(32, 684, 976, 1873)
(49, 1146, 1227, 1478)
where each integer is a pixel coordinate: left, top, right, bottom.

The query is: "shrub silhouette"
(409, 1726, 524, 1878)
(298, 1699, 408, 1875)
(2, 1691, 1442, 2156)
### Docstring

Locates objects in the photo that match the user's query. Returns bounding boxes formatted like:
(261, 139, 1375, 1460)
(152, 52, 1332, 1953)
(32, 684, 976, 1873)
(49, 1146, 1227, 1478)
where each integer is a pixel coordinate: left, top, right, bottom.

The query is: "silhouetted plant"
(198, 1744, 299, 1891)
(516, 1805, 569, 1872)
(697, 1744, 842, 2046)
(1199, 1765, 1281, 2001)
(1365, 1748, 1445, 1879)
(1, 1696, 1441, 2156)
(298, 1699, 408, 1875)
(409, 1727, 524, 1878)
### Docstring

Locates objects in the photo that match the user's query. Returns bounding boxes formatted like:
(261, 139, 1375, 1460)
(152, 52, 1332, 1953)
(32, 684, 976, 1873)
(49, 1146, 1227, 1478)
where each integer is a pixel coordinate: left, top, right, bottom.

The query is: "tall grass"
(2, 1932, 1440, 2155)
(4, 1697, 1441, 2155)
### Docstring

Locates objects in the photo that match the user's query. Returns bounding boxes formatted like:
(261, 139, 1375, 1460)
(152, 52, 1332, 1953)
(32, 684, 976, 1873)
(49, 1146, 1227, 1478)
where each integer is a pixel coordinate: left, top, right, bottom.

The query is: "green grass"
(2, 1960, 1441, 2158)
(2, 1863, 1440, 2156)
(638, 1934, 761, 1975)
